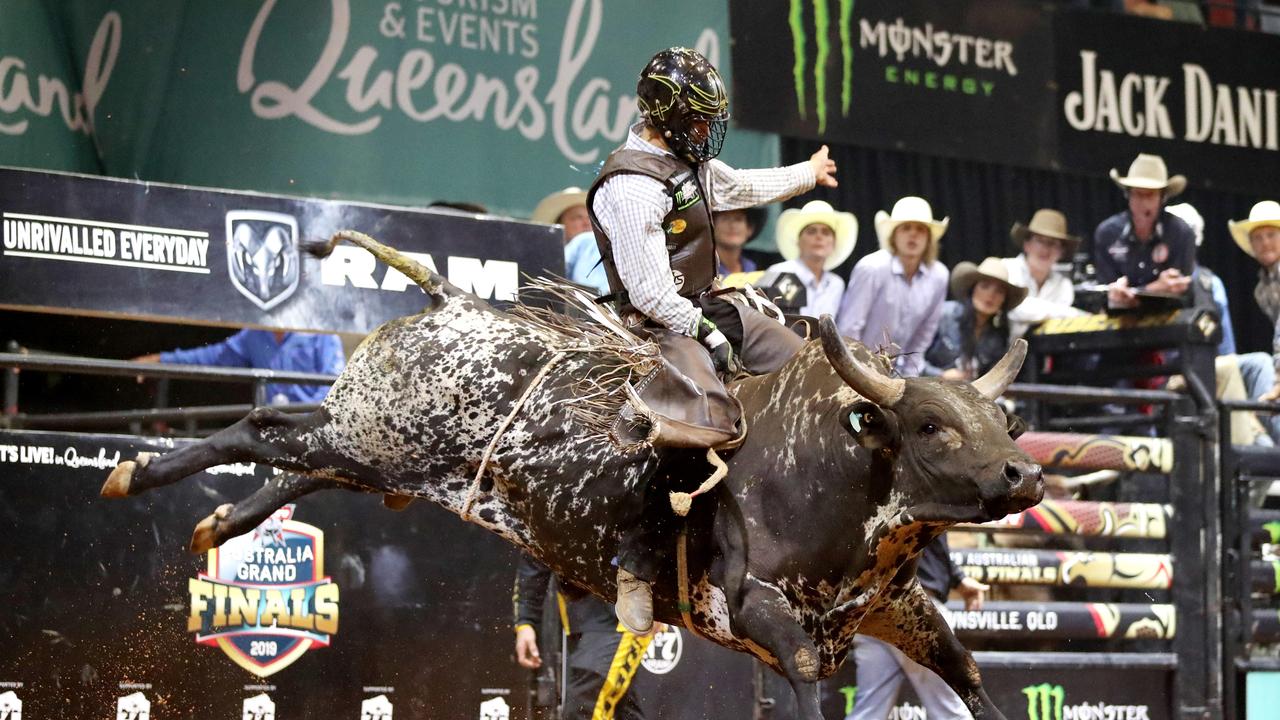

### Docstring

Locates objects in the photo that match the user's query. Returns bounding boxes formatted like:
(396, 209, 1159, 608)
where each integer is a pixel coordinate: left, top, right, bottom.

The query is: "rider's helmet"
(636, 48, 730, 164)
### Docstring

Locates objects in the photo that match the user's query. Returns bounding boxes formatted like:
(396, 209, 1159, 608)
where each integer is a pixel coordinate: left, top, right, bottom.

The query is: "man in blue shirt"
(1094, 154, 1196, 308)
(135, 329, 345, 404)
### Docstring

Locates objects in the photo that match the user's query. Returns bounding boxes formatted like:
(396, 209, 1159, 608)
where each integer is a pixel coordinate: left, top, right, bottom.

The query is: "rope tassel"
(669, 448, 728, 516)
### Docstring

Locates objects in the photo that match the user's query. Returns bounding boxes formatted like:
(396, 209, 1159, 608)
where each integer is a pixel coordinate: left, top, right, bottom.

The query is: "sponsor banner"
(731, 0, 1280, 195)
(1017, 431, 1174, 473)
(0, 1, 777, 219)
(954, 548, 1173, 589)
(964, 499, 1172, 539)
(0, 428, 760, 719)
(827, 668, 1171, 720)
(731, 0, 1055, 168)
(0, 167, 562, 334)
(942, 601, 1176, 640)
(190, 504, 339, 678)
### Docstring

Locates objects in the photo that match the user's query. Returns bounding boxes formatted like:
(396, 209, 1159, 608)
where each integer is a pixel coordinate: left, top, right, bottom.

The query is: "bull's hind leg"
(732, 577, 824, 720)
(102, 407, 328, 498)
(190, 473, 334, 553)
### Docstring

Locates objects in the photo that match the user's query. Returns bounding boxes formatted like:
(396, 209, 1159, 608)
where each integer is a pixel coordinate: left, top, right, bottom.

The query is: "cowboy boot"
(614, 568, 654, 635)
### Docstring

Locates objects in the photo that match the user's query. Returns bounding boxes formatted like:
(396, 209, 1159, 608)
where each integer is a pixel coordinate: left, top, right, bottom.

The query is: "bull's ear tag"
(848, 411, 862, 433)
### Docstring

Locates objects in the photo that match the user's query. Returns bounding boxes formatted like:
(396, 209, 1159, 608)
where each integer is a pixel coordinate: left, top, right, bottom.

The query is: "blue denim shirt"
(160, 329, 345, 403)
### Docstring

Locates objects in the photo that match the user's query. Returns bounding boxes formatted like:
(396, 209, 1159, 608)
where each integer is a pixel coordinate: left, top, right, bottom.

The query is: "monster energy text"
(788, 0, 1018, 133)
(1023, 682, 1151, 720)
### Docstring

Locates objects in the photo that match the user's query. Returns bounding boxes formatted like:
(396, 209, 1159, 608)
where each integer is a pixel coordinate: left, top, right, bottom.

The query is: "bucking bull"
(101, 231, 1042, 719)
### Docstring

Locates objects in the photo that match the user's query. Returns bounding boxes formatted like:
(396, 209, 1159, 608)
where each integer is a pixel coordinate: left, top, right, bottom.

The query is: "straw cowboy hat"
(1109, 153, 1186, 198)
(875, 196, 949, 249)
(1228, 200, 1280, 257)
(950, 257, 1029, 312)
(531, 187, 588, 224)
(1010, 208, 1082, 257)
(775, 200, 858, 270)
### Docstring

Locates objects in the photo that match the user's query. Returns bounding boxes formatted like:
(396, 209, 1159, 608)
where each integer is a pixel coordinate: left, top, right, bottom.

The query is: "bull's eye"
(919, 423, 939, 436)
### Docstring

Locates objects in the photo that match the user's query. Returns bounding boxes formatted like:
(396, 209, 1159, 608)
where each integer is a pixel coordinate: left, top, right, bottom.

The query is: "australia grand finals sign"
(730, 0, 1280, 195)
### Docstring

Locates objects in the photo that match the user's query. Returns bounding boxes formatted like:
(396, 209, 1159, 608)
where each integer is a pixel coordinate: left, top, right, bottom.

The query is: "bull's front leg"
(856, 581, 1004, 720)
(730, 576, 824, 720)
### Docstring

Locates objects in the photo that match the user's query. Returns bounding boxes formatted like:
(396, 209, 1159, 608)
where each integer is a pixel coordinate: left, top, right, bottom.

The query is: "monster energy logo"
(787, 0, 1019, 133)
(1023, 683, 1065, 720)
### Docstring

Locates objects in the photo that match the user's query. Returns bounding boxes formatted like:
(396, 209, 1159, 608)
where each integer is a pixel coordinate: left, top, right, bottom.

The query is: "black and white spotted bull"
(101, 231, 1042, 720)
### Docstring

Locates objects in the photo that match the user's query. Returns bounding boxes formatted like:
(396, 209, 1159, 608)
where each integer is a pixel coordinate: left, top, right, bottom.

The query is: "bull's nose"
(1004, 460, 1043, 489)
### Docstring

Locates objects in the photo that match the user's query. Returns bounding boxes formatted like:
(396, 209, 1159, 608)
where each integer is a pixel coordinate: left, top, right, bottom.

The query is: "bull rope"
(461, 350, 569, 522)
(676, 531, 704, 639)
(669, 448, 729, 516)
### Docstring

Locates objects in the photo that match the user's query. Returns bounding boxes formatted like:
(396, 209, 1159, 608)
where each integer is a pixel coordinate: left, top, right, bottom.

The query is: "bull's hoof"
(189, 503, 233, 554)
(100, 453, 156, 498)
(101, 462, 135, 498)
(383, 494, 414, 511)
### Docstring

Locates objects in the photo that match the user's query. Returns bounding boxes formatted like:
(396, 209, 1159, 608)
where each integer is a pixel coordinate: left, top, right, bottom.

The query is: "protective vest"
(587, 149, 716, 317)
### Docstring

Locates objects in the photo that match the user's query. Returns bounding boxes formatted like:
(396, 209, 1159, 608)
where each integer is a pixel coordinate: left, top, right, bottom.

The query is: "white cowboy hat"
(775, 200, 858, 270)
(1109, 153, 1186, 198)
(1228, 200, 1280, 257)
(950, 257, 1029, 312)
(874, 196, 949, 250)
(1165, 203, 1204, 247)
(531, 187, 588, 225)
(1010, 208, 1082, 256)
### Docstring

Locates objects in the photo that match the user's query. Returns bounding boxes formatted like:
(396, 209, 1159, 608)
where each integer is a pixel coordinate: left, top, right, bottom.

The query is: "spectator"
(846, 534, 988, 720)
(532, 187, 609, 296)
(924, 258, 1029, 380)
(1230, 200, 1280, 405)
(533, 187, 591, 245)
(513, 555, 649, 720)
(133, 329, 344, 404)
(1094, 153, 1196, 309)
(1163, 202, 1274, 446)
(1166, 202, 1236, 355)
(837, 196, 949, 377)
(768, 200, 857, 318)
(1001, 209, 1085, 339)
(714, 207, 766, 276)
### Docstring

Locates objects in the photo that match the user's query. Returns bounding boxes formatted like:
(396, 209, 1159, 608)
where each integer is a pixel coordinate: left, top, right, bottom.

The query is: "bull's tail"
(306, 230, 463, 307)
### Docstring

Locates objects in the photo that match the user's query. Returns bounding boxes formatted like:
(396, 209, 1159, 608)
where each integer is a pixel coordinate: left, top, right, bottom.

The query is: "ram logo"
(226, 210, 300, 311)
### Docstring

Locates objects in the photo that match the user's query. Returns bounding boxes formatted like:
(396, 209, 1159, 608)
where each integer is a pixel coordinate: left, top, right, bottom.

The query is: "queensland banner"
(0, 0, 776, 219)
(730, 0, 1280, 195)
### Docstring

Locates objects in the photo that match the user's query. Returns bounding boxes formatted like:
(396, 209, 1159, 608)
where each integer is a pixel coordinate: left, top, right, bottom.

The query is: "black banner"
(0, 167, 564, 335)
(0, 429, 757, 720)
(731, 0, 1280, 196)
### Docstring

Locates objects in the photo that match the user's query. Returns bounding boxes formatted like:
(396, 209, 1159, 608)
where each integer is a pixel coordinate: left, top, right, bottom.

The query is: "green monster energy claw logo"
(1023, 683, 1065, 720)
(789, 0, 856, 133)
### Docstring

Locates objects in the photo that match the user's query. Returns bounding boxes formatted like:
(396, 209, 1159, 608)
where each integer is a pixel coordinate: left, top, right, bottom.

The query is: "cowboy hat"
(714, 206, 768, 243)
(1165, 203, 1204, 247)
(1010, 208, 1082, 257)
(531, 187, 588, 225)
(1109, 153, 1186, 198)
(875, 196, 949, 250)
(1228, 200, 1280, 257)
(775, 200, 858, 270)
(950, 257, 1029, 312)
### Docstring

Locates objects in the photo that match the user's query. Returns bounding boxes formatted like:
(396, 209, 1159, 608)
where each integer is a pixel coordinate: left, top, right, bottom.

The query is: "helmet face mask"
(637, 48, 730, 164)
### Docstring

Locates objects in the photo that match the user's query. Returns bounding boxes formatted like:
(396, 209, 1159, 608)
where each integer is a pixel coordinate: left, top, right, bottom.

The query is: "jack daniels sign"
(731, 0, 1280, 195)
(0, 167, 564, 335)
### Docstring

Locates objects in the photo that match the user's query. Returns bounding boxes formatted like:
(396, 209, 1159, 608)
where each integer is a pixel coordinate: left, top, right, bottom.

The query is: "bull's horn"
(818, 315, 905, 407)
(971, 338, 1027, 400)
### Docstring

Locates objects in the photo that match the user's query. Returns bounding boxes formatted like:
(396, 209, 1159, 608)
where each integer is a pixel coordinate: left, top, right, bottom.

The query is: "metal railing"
(0, 350, 336, 431)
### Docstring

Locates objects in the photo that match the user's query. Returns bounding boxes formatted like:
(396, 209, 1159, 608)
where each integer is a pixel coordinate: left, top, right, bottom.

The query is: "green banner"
(0, 0, 777, 218)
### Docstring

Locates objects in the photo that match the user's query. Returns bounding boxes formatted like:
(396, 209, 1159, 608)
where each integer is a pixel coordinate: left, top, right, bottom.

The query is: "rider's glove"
(695, 316, 742, 376)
